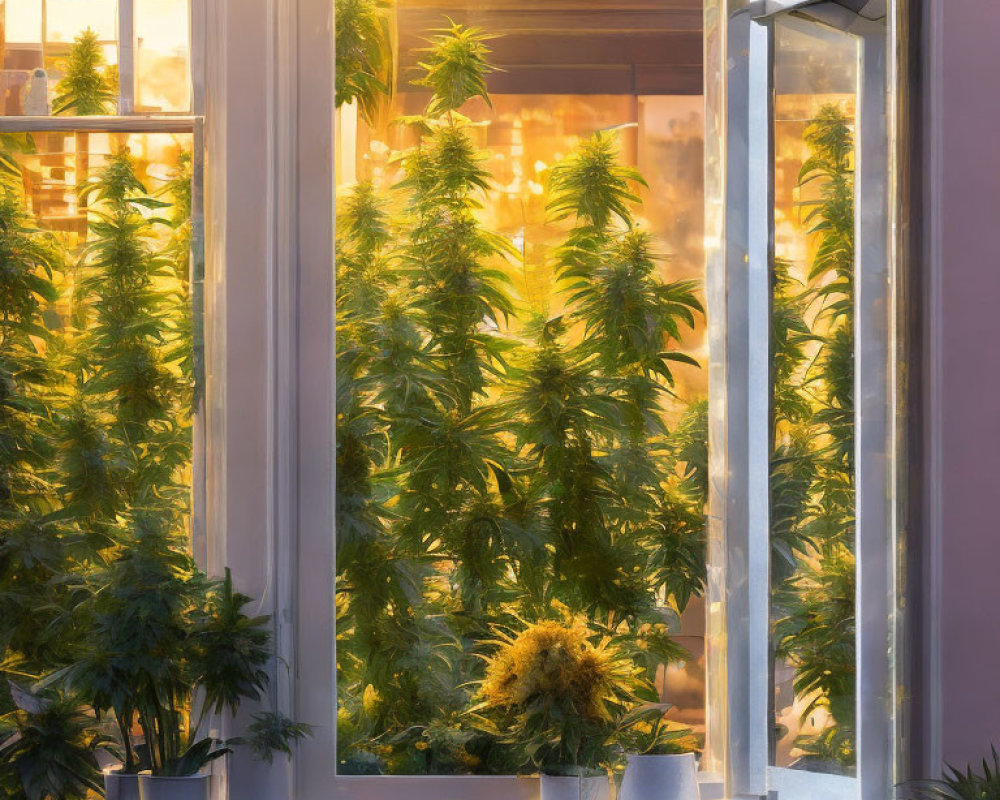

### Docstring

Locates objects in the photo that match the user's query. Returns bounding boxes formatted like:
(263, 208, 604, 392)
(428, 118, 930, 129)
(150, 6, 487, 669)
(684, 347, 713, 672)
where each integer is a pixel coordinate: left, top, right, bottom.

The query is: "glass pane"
(702, 0, 726, 777)
(0, 129, 200, 710)
(46, 0, 118, 43)
(769, 17, 859, 777)
(1, 0, 118, 115)
(135, 0, 191, 113)
(335, 0, 709, 780)
(0, 0, 191, 115)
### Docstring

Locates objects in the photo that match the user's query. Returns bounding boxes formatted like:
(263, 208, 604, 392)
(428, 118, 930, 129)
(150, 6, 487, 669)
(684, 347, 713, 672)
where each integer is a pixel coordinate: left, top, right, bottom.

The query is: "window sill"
(332, 773, 726, 800)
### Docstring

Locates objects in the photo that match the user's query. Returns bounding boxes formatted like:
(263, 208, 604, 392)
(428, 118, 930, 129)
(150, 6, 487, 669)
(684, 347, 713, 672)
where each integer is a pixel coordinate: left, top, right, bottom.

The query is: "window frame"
(717, 2, 900, 799)
(0, 0, 907, 794)
(276, 0, 906, 797)
(0, 4, 207, 544)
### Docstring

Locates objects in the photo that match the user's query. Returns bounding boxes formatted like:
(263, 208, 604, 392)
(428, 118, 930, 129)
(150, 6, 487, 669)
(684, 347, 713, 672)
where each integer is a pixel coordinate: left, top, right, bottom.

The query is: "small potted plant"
(618, 714, 700, 800)
(902, 746, 1000, 799)
(69, 513, 306, 800)
(472, 619, 648, 800)
(0, 683, 110, 800)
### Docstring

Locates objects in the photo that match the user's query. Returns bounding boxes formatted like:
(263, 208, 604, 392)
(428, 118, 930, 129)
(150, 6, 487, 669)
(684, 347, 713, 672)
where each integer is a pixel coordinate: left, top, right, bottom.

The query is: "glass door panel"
(726, 2, 893, 799)
(769, 16, 859, 780)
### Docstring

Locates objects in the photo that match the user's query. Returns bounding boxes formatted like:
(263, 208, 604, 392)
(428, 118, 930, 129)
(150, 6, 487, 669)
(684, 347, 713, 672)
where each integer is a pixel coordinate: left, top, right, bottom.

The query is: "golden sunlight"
(6, 0, 189, 53)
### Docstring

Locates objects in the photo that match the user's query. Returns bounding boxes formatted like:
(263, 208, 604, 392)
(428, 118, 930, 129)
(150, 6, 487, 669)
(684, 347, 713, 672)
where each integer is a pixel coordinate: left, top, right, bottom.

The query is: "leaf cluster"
(52, 29, 116, 116)
(904, 747, 1000, 800)
(0, 685, 110, 800)
(335, 0, 394, 124)
(415, 23, 495, 116)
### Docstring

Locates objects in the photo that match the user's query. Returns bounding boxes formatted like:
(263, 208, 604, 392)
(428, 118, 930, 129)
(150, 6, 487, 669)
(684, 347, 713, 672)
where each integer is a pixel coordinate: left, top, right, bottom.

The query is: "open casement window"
(329, 0, 904, 797)
(714, 1, 899, 799)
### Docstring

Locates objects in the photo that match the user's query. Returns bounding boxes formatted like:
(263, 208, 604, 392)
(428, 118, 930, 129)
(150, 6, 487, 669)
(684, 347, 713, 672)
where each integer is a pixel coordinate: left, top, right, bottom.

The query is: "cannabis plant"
(543, 129, 703, 616)
(0, 150, 92, 689)
(0, 687, 109, 800)
(67, 149, 192, 527)
(904, 748, 1000, 800)
(52, 29, 116, 116)
(335, 21, 707, 775)
(336, 23, 523, 773)
(237, 712, 313, 764)
(69, 519, 271, 776)
(473, 619, 649, 774)
(335, 0, 394, 123)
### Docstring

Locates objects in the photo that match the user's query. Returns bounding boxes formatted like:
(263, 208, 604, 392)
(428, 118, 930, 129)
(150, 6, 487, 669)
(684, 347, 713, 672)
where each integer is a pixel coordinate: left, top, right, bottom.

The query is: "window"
(1, 0, 193, 117)
(330, 0, 904, 798)
(0, 0, 895, 797)
(334, 0, 713, 787)
(716, 1, 899, 799)
(0, 0, 204, 712)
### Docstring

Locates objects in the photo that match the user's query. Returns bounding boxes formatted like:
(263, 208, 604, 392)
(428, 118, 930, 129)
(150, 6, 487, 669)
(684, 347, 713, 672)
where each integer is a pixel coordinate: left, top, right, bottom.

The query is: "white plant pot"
(104, 769, 141, 800)
(619, 753, 699, 800)
(137, 773, 211, 800)
(539, 773, 611, 800)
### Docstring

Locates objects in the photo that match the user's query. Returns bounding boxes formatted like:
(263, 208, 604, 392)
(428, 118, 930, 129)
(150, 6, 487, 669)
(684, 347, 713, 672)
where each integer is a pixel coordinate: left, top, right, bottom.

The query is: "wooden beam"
(399, 8, 703, 31)
(397, 0, 702, 10)
(399, 30, 701, 66)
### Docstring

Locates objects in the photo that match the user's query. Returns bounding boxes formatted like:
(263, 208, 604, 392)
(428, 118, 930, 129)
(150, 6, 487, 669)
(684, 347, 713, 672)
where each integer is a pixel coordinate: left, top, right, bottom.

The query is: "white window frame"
(715, 2, 902, 800)
(194, 0, 908, 798)
(0, 0, 206, 546)
(0, 20, 206, 551)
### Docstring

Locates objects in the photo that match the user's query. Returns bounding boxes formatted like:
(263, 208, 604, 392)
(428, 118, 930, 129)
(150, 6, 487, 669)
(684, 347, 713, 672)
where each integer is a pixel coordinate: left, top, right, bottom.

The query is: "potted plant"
(67, 513, 292, 800)
(0, 683, 110, 800)
(902, 746, 1000, 799)
(618, 715, 700, 800)
(472, 619, 650, 800)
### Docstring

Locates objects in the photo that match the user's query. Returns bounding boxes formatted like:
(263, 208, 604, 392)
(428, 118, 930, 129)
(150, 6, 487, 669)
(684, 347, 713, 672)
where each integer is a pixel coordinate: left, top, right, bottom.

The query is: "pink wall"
(926, 0, 1000, 770)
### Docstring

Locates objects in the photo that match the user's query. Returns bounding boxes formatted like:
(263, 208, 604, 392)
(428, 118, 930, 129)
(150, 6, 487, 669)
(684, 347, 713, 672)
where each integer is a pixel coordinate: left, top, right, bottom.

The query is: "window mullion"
(747, 11, 775, 793)
(117, 0, 136, 114)
(854, 22, 893, 800)
(719, 4, 769, 797)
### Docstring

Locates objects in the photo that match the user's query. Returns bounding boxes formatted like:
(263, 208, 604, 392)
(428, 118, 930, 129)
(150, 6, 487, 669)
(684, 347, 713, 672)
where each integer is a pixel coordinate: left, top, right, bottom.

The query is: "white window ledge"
(332, 774, 726, 800)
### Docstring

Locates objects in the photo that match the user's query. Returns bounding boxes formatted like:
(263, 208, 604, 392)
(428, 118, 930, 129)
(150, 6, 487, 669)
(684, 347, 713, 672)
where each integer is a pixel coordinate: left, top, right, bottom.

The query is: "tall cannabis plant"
(335, 0, 394, 124)
(388, 22, 522, 618)
(770, 104, 857, 770)
(544, 130, 704, 616)
(0, 152, 92, 688)
(52, 29, 116, 116)
(335, 182, 423, 730)
(336, 25, 528, 775)
(61, 150, 192, 544)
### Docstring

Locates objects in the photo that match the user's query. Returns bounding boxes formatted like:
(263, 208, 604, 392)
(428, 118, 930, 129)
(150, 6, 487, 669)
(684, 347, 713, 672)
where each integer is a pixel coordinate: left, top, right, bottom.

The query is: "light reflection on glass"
(136, 0, 191, 112)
